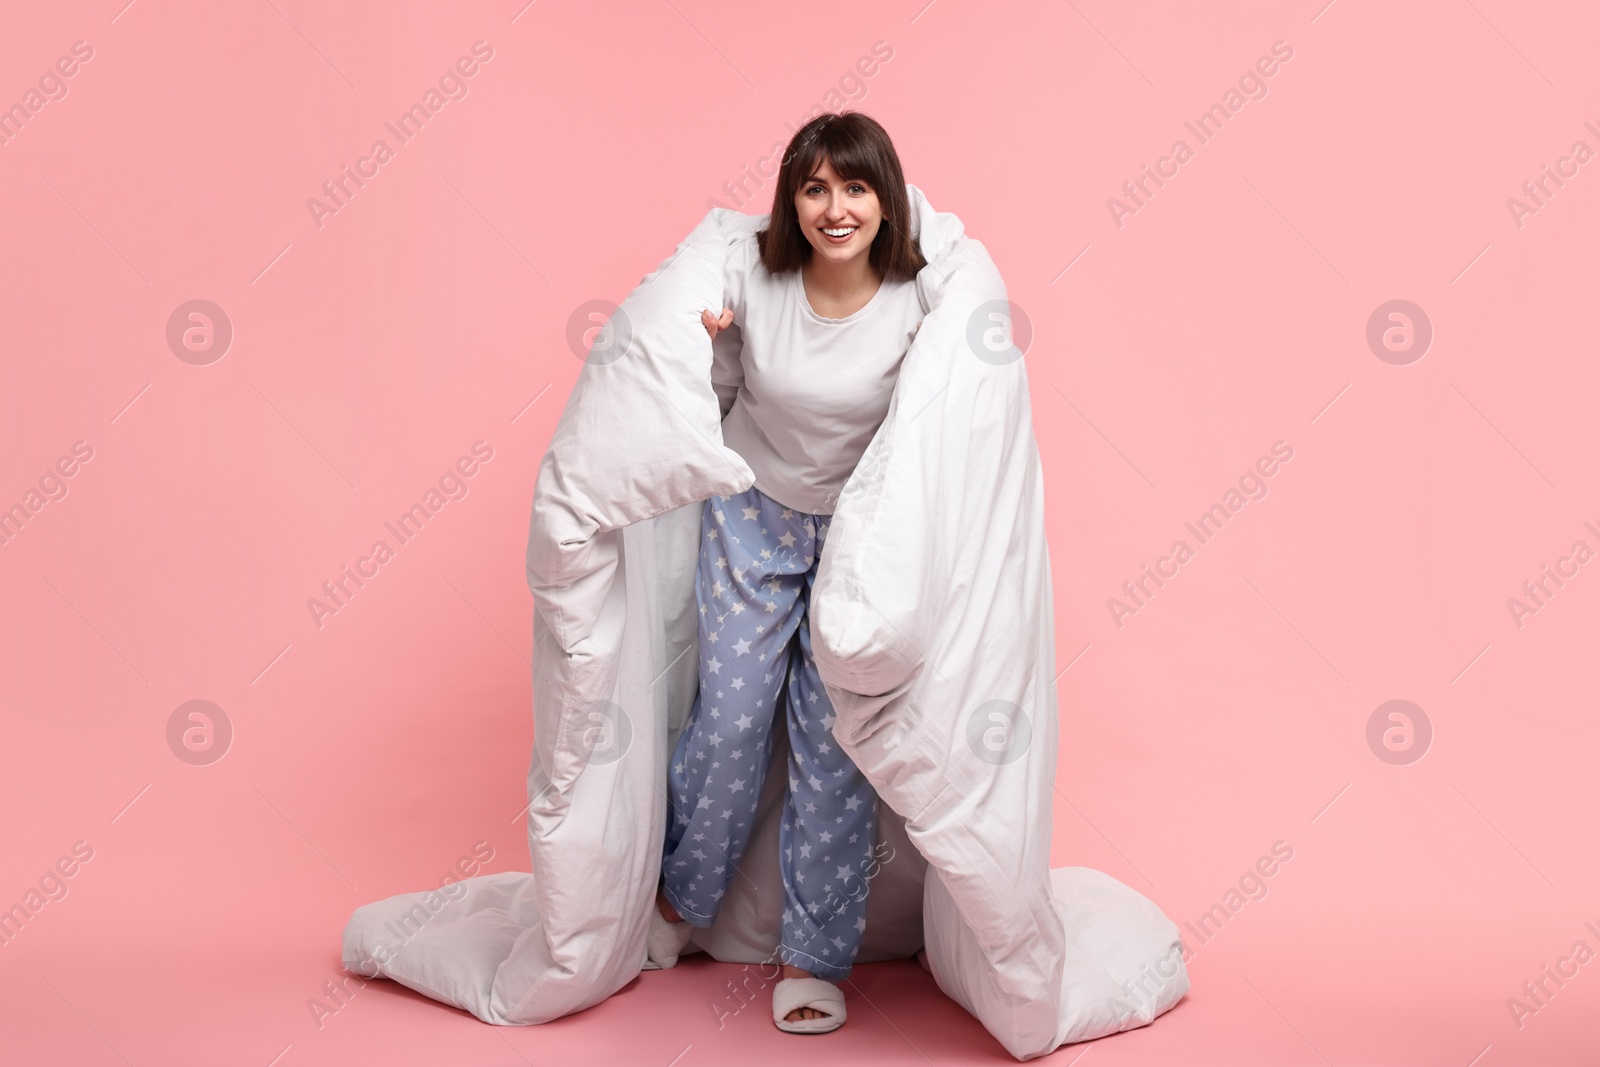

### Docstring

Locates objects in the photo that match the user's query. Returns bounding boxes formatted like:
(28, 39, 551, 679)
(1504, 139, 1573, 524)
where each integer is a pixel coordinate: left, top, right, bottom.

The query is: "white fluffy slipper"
(772, 976, 847, 1034)
(641, 905, 694, 970)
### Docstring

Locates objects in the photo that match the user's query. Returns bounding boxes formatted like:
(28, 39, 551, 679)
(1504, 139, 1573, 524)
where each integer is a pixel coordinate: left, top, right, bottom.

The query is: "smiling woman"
(648, 111, 932, 1034)
(705, 112, 928, 517)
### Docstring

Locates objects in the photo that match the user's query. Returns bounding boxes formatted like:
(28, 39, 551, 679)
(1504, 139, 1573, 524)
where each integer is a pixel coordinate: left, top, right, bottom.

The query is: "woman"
(645, 111, 927, 1034)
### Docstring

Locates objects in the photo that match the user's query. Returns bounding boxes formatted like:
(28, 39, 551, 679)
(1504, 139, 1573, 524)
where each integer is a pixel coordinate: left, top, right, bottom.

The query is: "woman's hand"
(701, 307, 734, 341)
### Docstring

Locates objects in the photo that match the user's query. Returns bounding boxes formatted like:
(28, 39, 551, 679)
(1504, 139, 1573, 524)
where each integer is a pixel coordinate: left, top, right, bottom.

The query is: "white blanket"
(341, 185, 1189, 1059)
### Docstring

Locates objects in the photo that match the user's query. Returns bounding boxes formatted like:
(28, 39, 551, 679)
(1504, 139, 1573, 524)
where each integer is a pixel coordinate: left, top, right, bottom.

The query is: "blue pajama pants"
(659, 483, 879, 982)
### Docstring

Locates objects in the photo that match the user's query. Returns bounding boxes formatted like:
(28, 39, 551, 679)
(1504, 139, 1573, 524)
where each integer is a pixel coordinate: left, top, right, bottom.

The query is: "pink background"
(2, 0, 1597, 1063)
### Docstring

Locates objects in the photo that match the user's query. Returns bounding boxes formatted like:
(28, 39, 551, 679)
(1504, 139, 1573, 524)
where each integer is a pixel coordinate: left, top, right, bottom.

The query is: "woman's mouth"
(821, 225, 857, 244)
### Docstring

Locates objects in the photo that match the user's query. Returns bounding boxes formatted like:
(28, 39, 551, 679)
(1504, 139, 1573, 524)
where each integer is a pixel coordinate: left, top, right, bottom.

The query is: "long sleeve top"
(711, 238, 925, 515)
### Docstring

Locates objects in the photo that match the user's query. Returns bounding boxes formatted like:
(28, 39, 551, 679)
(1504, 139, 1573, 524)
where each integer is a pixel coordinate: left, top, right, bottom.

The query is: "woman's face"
(793, 156, 882, 269)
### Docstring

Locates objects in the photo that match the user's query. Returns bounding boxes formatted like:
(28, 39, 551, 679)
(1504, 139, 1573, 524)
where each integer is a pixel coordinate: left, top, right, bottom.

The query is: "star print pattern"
(658, 484, 879, 983)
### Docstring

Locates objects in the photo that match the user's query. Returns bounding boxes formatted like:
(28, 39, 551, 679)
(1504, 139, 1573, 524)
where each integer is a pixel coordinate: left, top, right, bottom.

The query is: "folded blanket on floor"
(341, 184, 1189, 1059)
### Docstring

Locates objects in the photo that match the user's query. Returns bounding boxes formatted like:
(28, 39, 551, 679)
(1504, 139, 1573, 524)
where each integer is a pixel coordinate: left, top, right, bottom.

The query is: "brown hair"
(756, 111, 926, 282)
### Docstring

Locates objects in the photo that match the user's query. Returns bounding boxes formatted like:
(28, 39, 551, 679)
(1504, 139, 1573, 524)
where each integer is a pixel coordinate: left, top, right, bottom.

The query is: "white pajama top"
(712, 239, 925, 515)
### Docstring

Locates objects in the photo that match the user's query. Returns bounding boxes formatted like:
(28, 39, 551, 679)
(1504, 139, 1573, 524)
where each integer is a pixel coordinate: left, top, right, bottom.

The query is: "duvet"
(341, 184, 1189, 1059)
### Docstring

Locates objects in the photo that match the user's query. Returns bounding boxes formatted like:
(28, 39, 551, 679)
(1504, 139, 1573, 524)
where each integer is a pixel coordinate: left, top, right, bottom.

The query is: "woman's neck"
(802, 252, 881, 301)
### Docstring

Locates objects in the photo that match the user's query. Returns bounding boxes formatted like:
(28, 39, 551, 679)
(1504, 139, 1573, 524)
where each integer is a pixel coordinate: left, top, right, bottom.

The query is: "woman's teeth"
(823, 226, 856, 239)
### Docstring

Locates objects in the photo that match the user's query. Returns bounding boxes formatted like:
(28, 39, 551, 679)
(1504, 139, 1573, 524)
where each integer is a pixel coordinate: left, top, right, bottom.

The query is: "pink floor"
(5, 845, 1598, 1066)
(4, 0, 1598, 1063)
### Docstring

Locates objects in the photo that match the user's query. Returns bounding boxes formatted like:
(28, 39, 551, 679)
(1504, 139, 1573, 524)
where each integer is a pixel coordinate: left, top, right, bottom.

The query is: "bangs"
(794, 128, 892, 193)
